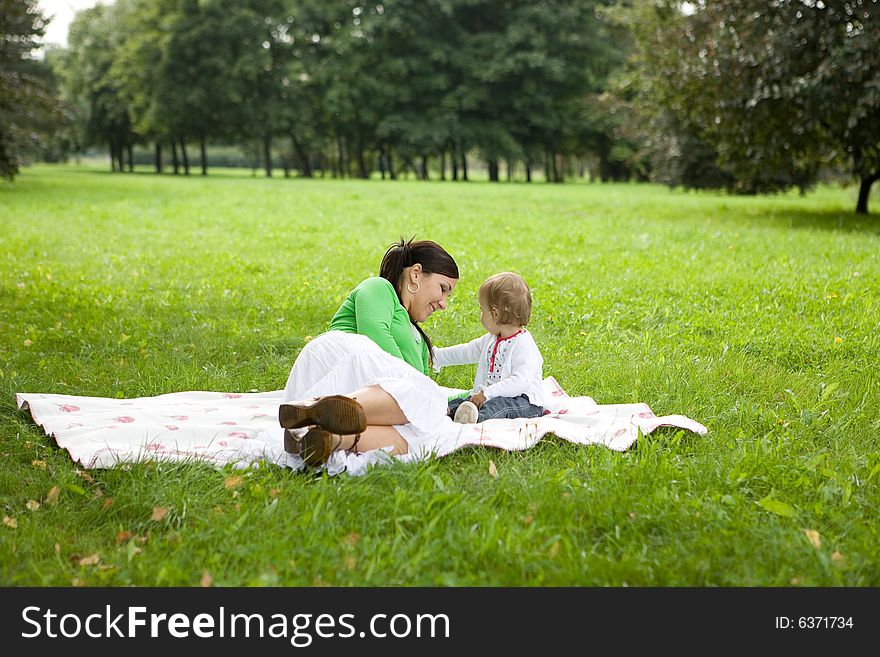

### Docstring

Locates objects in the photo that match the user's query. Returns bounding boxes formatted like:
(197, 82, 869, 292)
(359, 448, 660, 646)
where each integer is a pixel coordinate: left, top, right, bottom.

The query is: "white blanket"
(15, 377, 707, 476)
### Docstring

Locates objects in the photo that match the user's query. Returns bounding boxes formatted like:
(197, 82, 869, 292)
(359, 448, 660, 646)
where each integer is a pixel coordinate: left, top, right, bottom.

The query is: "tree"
(629, 0, 880, 213)
(0, 0, 55, 179)
(61, 3, 137, 172)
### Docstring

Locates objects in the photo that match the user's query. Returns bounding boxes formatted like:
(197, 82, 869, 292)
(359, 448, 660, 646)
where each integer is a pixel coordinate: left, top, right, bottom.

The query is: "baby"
(434, 272, 544, 423)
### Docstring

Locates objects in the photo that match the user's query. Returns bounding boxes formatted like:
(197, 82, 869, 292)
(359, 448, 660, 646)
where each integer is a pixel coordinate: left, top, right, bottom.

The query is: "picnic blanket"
(15, 377, 707, 476)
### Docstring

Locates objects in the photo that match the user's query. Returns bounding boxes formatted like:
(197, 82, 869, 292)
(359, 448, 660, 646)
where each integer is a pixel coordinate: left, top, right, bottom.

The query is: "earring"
(406, 282, 420, 294)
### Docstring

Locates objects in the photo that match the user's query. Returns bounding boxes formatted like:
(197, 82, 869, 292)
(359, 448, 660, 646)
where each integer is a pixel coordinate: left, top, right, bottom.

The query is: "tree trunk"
(421, 155, 428, 181)
(155, 142, 163, 174)
(856, 173, 879, 214)
(336, 136, 345, 178)
(525, 160, 532, 183)
(109, 142, 116, 172)
(506, 159, 513, 182)
(388, 149, 397, 180)
(488, 159, 499, 182)
(551, 151, 561, 183)
(461, 146, 468, 181)
(440, 151, 446, 181)
(127, 144, 133, 172)
(180, 140, 190, 175)
(263, 135, 272, 177)
(451, 146, 458, 181)
(117, 145, 125, 174)
(171, 141, 179, 174)
(291, 134, 312, 177)
(357, 139, 368, 179)
(597, 134, 611, 182)
(200, 135, 208, 175)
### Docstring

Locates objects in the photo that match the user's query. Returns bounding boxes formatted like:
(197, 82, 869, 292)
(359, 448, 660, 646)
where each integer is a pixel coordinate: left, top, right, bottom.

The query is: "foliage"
(0, 0, 56, 179)
(60, 3, 135, 170)
(623, 0, 880, 212)
(45, 0, 633, 180)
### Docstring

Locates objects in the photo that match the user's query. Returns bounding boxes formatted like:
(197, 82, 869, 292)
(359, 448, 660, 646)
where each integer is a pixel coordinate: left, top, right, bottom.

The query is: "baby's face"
(479, 297, 500, 335)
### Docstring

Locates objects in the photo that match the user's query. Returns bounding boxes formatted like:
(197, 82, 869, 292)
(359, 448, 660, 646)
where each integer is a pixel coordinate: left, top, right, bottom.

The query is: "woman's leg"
(331, 425, 409, 455)
(349, 384, 408, 426)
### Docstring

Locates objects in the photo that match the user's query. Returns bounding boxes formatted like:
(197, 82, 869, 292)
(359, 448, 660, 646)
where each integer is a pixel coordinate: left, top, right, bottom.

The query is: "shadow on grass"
(758, 208, 880, 235)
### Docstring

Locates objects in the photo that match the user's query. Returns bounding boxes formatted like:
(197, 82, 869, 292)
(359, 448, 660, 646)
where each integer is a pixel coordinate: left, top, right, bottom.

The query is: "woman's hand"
(469, 390, 487, 409)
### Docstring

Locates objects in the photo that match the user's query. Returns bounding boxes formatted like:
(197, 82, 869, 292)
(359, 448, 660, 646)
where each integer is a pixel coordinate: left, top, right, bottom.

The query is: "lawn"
(1, 165, 878, 586)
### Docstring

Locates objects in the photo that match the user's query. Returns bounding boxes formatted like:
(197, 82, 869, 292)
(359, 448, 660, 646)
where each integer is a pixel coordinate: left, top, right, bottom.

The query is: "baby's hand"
(469, 391, 487, 408)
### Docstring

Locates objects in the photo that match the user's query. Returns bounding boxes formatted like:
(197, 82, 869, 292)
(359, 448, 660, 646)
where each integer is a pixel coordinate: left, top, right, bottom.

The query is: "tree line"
(4, 0, 878, 212)
(48, 0, 634, 183)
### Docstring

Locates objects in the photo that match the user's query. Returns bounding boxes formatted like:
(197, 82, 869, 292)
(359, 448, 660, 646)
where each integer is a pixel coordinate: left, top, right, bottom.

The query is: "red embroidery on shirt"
(488, 330, 524, 373)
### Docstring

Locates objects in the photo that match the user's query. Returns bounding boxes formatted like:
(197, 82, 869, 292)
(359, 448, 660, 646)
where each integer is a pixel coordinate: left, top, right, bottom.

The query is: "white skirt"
(282, 331, 450, 453)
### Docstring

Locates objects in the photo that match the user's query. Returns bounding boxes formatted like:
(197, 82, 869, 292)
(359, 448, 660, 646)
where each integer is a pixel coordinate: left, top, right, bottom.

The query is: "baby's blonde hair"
(479, 272, 532, 326)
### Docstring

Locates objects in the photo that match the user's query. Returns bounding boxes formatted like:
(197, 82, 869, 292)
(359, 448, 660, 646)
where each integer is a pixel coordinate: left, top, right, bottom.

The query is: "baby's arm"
(433, 335, 487, 372)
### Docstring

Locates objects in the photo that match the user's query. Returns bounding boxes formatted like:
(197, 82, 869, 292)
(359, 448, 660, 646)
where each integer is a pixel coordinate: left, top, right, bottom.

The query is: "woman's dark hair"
(379, 237, 459, 360)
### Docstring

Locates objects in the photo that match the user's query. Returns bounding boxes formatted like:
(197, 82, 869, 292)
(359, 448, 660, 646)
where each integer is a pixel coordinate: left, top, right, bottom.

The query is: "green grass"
(1, 165, 878, 586)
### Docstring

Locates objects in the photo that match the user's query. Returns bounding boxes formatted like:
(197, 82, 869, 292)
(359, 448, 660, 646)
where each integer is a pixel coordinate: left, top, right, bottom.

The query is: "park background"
(1, 1, 879, 586)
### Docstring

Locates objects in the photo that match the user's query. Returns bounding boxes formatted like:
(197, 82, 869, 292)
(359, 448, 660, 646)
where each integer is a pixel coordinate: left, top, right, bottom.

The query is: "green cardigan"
(328, 277, 429, 375)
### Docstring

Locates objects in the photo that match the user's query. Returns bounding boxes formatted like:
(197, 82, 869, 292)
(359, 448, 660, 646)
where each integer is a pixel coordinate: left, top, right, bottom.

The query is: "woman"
(280, 238, 459, 466)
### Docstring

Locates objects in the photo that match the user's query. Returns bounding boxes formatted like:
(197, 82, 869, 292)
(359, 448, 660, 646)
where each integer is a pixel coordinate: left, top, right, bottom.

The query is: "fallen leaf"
(345, 556, 357, 570)
(151, 507, 170, 521)
(3, 516, 17, 529)
(23, 339, 33, 347)
(78, 554, 100, 567)
(54, 543, 61, 555)
(102, 498, 114, 510)
(344, 532, 361, 547)
(804, 529, 821, 549)
(116, 530, 134, 544)
(488, 461, 498, 478)
(45, 486, 60, 505)
(26, 500, 41, 511)
(76, 470, 96, 484)
(523, 515, 534, 525)
(790, 576, 803, 585)
(224, 476, 243, 489)
(200, 571, 213, 587)
(831, 551, 846, 566)
(757, 496, 795, 518)
(31, 460, 47, 470)
(268, 488, 281, 498)
(71, 578, 86, 587)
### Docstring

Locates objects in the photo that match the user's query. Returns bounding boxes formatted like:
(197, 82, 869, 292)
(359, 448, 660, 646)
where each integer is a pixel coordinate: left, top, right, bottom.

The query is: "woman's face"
(404, 267, 457, 323)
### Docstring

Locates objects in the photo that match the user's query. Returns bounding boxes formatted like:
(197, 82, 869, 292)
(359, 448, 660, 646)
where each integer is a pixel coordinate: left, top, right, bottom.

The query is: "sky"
(38, 0, 103, 47)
